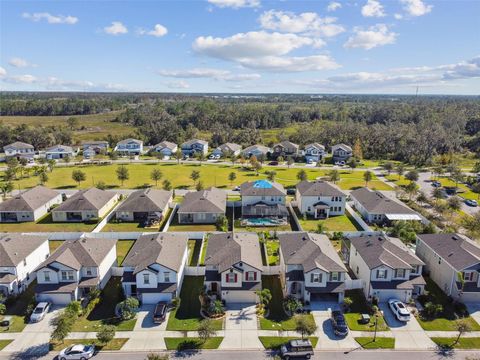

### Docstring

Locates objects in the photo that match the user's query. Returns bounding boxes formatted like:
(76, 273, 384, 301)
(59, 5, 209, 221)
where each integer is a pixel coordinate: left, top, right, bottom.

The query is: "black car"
(286, 188, 296, 195)
(331, 310, 349, 337)
(153, 302, 168, 324)
(269, 161, 279, 166)
(445, 187, 457, 195)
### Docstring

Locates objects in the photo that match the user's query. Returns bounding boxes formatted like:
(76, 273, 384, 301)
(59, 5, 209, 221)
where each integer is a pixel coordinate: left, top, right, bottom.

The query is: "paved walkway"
(220, 304, 262, 350)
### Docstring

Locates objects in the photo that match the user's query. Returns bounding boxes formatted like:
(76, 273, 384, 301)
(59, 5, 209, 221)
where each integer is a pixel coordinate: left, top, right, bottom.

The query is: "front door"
(131, 284, 137, 296)
(211, 282, 218, 293)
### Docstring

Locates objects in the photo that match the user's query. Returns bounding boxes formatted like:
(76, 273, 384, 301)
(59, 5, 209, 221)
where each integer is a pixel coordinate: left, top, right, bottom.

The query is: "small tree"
(71, 169, 86, 186)
(253, 161, 262, 175)
(197, 319, 217, 344)
(353, 139, 363, 160)
(96, 324, 116, 344)
(295, 314, 317, 339)
(287, 157, 294, 168)
(116, 165, 129, 186)
(0, 182, 14, 199)
(39, 170, 49, 185)
(383, 162, 394, 175)
(47, 159, 56, 172)
(363, 170, 373, 186)
(347, 158, 357, 173)
(328, 169, 340, 184)
(216, 215, 228, 231)
(150, 168, 163, 187)
(96, 180, 107, 190)
(277, 156, 284, 164)
(175, 151, 182, 164)
(162, 179, 172, 191)
(405, 170, 419, 183)
(454, 319, 472, 345)
(396, 163, 405, 179)
(447, 196, 461, 210)
(67, 116, 79, 130)
(297, 169, 307, 181)
(316, 222, 326, 234)
(266, 170, 277, 182)
(118, 297, 139, 320)
(196, 180, 204, 191)
(190, 170, 200, 185)
(228, 172, 237, 185)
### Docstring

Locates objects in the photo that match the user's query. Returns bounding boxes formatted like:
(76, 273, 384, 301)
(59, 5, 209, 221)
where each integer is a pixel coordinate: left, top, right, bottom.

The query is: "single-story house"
(212, 143, 242, 158)
(45, 145, 77, 160)
(115, 189, 173, 223)
(177, 187, 226, 224)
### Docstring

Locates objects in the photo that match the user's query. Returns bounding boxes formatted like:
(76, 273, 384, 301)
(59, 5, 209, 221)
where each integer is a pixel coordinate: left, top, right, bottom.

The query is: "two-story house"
(177, 187, 226, 224)
(114, 138, 144, 156)
(348, 234, 425, 302)
(151, 141, 178, 158)
(0, 186, 63, 222)
(331, 144, 352, 163)
(416, 233, 480, 303)
(304, 143, 326, 163)
(181, 139, 208, 156)
(241, 144, 271, 159)
(3, 141, 35, 160)
(296, 180, 346, 219)
(121, 233, 189, 304)
(240, 180, 288, 224)
(204, 232, 263, 304)
(115, 189, 172, 223)
(350, 187, 422, 225)
(272, 141, 300, 159)
(0, 234, 50, 297)
(45, 145, 77, 160)
(35, 237, 117, 304)
(211, 143, 242, 158)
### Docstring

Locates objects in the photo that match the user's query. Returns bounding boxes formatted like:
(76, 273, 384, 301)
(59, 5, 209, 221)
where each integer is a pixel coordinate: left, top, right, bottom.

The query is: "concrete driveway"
(219, 304, 262, 350)
(134, 305, 169, 331)
(310, 301, 358, 350)
(23, 305, 63, 333)
(466, 303, 480, 325)
(379, 302, 435, 350)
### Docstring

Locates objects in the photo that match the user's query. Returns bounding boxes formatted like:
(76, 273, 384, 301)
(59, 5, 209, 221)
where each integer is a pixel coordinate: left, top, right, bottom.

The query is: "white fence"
(262, 265, 283, 275)
(184, 266, 206, 276)
(345, 203, 372, 232)
(345, 279, 364, 290)
(162, 204, 179, 232)
(112, 267, 124, 276)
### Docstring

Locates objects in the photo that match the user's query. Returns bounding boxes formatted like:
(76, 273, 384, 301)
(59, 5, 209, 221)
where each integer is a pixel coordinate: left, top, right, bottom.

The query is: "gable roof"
(240, 180, 286, 197)
(417, 233, 480, 271)
(349, 234, 424, 270)
(305, 143, 325, 151)
(242, 144, 271, 155)
(204, 232, 263, 272)
(274, 141, 299, 150)
(296, 180, 345, 197)
(181, 139, 208, 147)
(117, 138, 143, 145)
(122, 233, 188, 274)
(38, 236, 117, 270)
(116, 189, 172, 213)
(153, 141, 177, 150)
(4, 141, 34, 150)
(216, 143, 242, 153)
(82, 141, 108, 146)
(0, 233, 49, 267)
(278, 232, 346, 273)
(52, 188, 117, 212)
(350, 187, 419, 217)
(0, 186, 60, 212)
(45, 144, 74, 153)
(178, 187, 226, 213)
(332, 143, 352, 152)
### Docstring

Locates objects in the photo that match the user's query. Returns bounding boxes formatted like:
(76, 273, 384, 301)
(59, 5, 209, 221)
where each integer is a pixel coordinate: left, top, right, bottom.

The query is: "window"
(143, 274, 150, 285)
(44, 271, 50, 282)
(310, 273, 322, 283)
(413, 265, 421, 274)
(226, 273, 237, 283)
(246, 272, 256, 281)
(86, 267, 93, 276)
(376, 269, 387, 279)
(164, 272, 170, 282)
(463, 272, 473, 282)
(330, 272, 339, 281)
(61, 271, 74, 281)
(395, 269, 406, 278)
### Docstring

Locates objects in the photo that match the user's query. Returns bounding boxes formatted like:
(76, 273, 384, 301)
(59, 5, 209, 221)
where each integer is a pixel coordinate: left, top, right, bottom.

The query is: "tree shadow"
(8, 343, 49, 360)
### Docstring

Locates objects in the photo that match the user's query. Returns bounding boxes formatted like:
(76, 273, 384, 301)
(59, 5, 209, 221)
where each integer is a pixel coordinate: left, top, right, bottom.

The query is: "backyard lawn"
(297, 210, 363, 232)
(0, 282, 36, 333)
(265, 240, 280, 266)
(431, 337, 480, 349)
(166, 276, 223, 331)
(188, 239, 202, 266)
(258, 336, 318, 350)
(0, 340, 13, 350)
(355, 337, 395, 349)
(49, 240, 64, 253)
(0, 213, 97, 233)
(102, 208, 173, 232)
(116, 240, 135, 266)
(343, 290, 389, 332)
(167, 213, 218, 232)
(50, 338, 128, 351)
(164, 337, 223, 350)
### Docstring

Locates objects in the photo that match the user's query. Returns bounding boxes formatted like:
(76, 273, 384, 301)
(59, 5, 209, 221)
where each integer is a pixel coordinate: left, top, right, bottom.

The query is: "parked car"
(286, 188, 296, 195)
(58, 344, 95, 360)
(280, 339, 314, 359)
(335, 161, 346, 166)
(465, 199, 478, 207)
(209, 154, 216, 159)
(445, 187, 457, 195)
(307, 159, 315, 165)
(431, 181, 441, 187)
(331, 310, 349, 337)
(233, 186, 241, 191)
(388, 299, 411, 322)
(269, 161, 279, 166)
(30, 302, 50, 323)
(153, 301, 168, 324)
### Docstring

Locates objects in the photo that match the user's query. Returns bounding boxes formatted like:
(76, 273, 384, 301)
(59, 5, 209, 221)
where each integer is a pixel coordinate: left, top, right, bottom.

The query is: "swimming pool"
(242, 218, 286, 226)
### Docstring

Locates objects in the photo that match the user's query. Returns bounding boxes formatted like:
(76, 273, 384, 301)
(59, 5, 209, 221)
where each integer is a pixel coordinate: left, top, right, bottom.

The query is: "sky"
(0, 0, 479, 94)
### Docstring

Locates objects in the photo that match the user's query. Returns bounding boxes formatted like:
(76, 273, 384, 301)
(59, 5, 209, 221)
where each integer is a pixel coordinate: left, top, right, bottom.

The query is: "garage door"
(141, 292, 172, 304)
(310, 293, 339, 302)
(37, 293, 73, 305)
(222, 290, 257, 304)
(375, 289, 409, 302)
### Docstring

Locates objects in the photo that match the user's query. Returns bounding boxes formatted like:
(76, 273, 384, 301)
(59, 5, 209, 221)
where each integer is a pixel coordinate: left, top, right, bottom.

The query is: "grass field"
(265, 240, 280, 266)
(258, 336, 318, 350)
(0, 340, 13, 350)
(355, 337, 395, 349)
(431, 337, 480, 349)
(187, 239, 202, 266)
(49, 338, 128, 351)
(0, 282, 36, 333)
(116, 240, 135, 266)
(164, 337, 223, 350)
(49, 240, 64, 253)
(297, 211, 363, 232)
(0, 213, 97, 233)
(343, 290, 389, 332)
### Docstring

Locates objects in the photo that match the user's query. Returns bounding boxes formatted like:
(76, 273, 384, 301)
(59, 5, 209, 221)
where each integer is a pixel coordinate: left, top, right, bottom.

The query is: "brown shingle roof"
(0, 186, 60, 212)
(217, 143, 242, 153)
(240, 180, 286, 197)
(116, 189, 172, 213)
(296, 180, 346, 197)
(52, 188, 117, 212)
(0, 233, 49, 267)
(178, 187, 226, 213)
(350, 187, 418, 215)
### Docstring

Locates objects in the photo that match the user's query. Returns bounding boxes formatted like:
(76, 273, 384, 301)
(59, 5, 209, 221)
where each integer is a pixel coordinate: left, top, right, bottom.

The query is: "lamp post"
(373, 313, 378, 342)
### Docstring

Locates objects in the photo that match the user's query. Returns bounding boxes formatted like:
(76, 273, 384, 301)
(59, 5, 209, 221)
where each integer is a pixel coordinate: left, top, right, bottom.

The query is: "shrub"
(117, 297, 139, 320)
(96, 324, 116, 344)
(343, 297, 353, 311)
(294, 314, 317, 339)
(197, 319, 217, 343)
(171, 297, 180, 309)
(0, 303, 5, 315)
(423, 301, 443, 318)
(283, 296, 302, 314)
(146, 354, 169, 360)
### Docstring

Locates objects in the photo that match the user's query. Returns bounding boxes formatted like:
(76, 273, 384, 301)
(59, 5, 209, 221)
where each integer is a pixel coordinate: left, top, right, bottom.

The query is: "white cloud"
(344, 24, 397, 50)
(238, 55, 340, 72)
(166, 80, 190, 89)
(0, 67, 6, 77)
(259, 10, 345, 37)
(8, 57, 36, 68)
(327, 2, 342, 12)
(207, 0, 260, 9)
(361, 0, 386, 17)
(104, 21, 128, 35)
(394, 13, 403, 19)
(158, 68, 261, 81)
(400, 0, 433, 16)
(138, 24, 168, 37)
(3, 74, 37, 84)
(22, 12, 78, 24)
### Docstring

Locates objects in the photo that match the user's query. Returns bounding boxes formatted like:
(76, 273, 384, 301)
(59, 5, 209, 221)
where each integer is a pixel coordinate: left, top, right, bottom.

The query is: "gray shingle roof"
(305, 143, 325, 151)
(153, 141, 177, 150)
(116, 189, 172, 213)
(181, 139, 208, 147)
(242, 144, 271, 155)
(350, 187, 418, 215)
(274, 141, 299, 150)
(0, 233, 49, 267)
(296, 180, 346, 197)
(417, 233, 480, 271)
(240, 180, 286, 197)
(117, 138, 143, 145)
(0, 186, 60, 212)
(332, 143, 352, 152)
(204, 232, 263, 273)
(45, 144, 74, 153)
(278, 232, 346, 273)
(122, 233, 189, 274)
(216, 143, 242, 153)
(4, 141, 34, 150)
(349, 234, 424, 270)
(52, 188, 117, 212)
(178, 187, 226, 213)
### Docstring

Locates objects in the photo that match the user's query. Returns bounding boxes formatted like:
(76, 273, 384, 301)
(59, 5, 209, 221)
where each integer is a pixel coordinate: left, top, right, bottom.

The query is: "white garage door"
(375, 289, 409, 302)
(37, 293, 72, 305)
(141, 292, 172, 304)
(222, 290, 257, 304)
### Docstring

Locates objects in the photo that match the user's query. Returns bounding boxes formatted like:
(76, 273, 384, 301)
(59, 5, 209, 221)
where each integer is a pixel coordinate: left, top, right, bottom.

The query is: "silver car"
(58, 344, 95, 360)
(388, 298, 411, 322)
(30, 302, 50, 323)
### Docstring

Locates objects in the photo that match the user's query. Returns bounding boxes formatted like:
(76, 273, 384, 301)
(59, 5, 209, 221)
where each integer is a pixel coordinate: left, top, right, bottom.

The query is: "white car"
(388, 299, 411, 322)
(30, 302, 50, 323)
(58, 344, 95, 360)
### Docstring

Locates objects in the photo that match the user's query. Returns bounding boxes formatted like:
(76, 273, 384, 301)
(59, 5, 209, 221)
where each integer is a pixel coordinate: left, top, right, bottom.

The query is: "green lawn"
(188, 239, 202, 266)
(166, 276, 223, 331)
(164, 337, 223, 350)
(265, 240, 280, 266)
(343, 290, 389, 332)
(49, 240, 64, 253)
(71, 277, 136, 332)
(355, 337, 395, 349)
(167, 214, 218, 232)
(0, 213, 97, 233)
(116, 240, 135, 266)
(436, 177, 479, 200)
(258, 337, 318, 350)
(431, 337, 480, 349)
(0, 340, 13, 350)
(0, 282, 36, 333)
(101, 221, 160, 232)
(199, 237, 208, 265)
(385, 174, 410, 187)
(50, 338, 128, 351)
(298, 212, 363, 232)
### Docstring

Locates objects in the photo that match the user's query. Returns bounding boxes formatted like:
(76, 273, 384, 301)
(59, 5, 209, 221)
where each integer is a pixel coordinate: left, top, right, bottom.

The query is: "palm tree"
(363, 170, 373, 186)
(328, 169, 340, 184)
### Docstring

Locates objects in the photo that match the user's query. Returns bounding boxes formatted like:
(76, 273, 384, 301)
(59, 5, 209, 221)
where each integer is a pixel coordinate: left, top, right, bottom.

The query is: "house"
(122, 232, 189, 304)
(416, 233, 480, 303)
(240, 180, 288, 224)
(115, 189, 173, 223)
(212, 143, 242, 158)
(296, 180, 346, 219)
(151, 141, 178, 158)
(114, 138, 144, 155)
(241, 144, 271, 159)
(278, 232, 347, 303)
(332, 144, 352, 162)
(177, 187, 226, 224)
(272, 141, 300, 159)
(83, 147, 97, 159)
(204, 232, 262, 304)
(0, 186, 62, 222)
(82, 141, 108, 158)
(304, 143, 326, 163)
(347, 234, 425, 302)
(181, 139, 208, 156)
(35, 236, 117, 304)
(45, 145, 77, 160)
(52, 188, 118, 222)
(0, 233, 50, 297)
(3, 141, 35, 160)
(350, 187, 422, 224)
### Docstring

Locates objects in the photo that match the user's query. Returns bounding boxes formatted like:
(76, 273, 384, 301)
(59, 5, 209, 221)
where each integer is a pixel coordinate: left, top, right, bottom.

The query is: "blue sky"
(1, 0, 479, 94)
